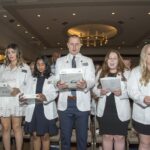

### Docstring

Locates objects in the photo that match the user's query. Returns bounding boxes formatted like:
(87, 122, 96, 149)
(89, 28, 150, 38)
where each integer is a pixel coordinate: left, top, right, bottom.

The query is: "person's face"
(36, 59, 46, 74)
(67, 37, 82, 55)
(146, 47, 150, 67)
(7, 48, 17, 62)
(107, 52, 119, 70)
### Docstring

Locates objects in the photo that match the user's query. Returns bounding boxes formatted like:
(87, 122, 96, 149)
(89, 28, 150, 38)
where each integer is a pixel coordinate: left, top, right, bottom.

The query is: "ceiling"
(0, 0, 150, 62)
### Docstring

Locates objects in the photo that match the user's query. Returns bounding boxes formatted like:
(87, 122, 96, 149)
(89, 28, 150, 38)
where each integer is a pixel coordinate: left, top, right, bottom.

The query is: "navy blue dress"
(24, 76, 58, 136)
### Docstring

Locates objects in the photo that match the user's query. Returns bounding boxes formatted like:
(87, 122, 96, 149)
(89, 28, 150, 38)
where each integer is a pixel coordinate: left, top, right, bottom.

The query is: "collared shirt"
(67, 53, 82, 68)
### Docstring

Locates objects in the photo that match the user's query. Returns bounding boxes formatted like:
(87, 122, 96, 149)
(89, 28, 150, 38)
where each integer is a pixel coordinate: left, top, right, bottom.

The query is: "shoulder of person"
(19, 63, 30, 72)
(131, 65, 140, 74)
(45, 76, 56, 86)
(81, 55, 94, 67)
(0, 64, 5, 70)
(81, 55, 92, 62)
(123, 69, 130, 75)
(56, 55, 67, 63)
(48, 75, 55, 82)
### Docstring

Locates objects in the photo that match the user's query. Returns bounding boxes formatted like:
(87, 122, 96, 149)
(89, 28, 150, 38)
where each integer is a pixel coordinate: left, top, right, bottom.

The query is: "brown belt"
(68, 96, 76, 100)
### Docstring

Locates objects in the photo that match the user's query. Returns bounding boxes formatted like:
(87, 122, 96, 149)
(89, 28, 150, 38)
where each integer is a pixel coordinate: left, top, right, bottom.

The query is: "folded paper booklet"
(60, 68, 83, 89)
(100, 77, 121, 92)
(22, 94, 37, 105)
(23, 94, 37, 99)
(0, 82, 12, 97)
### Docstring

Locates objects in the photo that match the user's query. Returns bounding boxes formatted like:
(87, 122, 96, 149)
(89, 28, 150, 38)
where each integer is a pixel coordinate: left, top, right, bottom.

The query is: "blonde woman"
(93, 50, 131, 150)
(128, 44, 150, 150)
(0, 43, 32, 150)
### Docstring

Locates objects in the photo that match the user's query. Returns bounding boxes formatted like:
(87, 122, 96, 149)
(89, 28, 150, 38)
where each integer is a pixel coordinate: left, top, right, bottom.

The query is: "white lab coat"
(128, 66, 150, 124)
(93, 70, 131, 122)
(55, 53, 95, 111)
(24, 76, 58, 122)
(0, 63, 32, 117)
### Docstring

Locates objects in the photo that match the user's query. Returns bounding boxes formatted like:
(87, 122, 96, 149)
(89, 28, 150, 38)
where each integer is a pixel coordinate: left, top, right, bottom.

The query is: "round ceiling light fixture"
(67, 24, 118, 47)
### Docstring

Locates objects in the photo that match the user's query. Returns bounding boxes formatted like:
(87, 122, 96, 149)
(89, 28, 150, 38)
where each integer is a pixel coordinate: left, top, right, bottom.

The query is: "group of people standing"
(0, 35, 150, 150)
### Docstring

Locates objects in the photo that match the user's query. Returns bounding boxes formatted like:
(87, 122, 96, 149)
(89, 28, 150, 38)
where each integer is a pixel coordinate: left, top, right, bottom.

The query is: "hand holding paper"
(76, 80, 87, 89)
(57, 81, 68, 90)
(19, 94, 37, 105)
(113, 89, 122, 96)
(19, 93, 27, 104)
(36, 93, 47, 102)
(100, 88, 110, 95)
(100, 77, 121, 92)
(59, 68, 83, 89)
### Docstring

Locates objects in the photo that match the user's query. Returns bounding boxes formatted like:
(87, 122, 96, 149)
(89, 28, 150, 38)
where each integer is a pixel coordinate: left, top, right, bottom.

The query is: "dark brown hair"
(100, 49, 126, 78)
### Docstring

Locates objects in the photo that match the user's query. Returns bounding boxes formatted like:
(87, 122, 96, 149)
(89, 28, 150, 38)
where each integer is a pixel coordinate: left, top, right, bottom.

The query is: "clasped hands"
(100, 88, 122, 96)
(57, 80, 87, 90)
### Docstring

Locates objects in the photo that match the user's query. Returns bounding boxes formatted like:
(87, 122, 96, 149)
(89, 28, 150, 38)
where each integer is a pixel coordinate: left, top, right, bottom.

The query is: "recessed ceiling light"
(112, 12, 115, 15)
(60, 47, 63, 50)
(72, 13, 76, 16)
(25, 30, 28, 34)
(31, 36, 35, 39)
(37, 14, 41, 18)
(17, 24, 21, 27)
(46, 26, 50, 30)
(3, 14, 7, 18)
(57, 42, 60, 45)
(147, 12, 150, 15)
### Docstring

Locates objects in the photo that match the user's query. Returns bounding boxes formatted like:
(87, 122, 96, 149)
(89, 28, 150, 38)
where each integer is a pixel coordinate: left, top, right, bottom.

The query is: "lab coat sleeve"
(127, 67, 147, 107)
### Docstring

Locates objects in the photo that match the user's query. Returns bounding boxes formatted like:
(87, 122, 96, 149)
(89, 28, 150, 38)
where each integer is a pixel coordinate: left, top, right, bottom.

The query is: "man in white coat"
(55, 35, 95, 150)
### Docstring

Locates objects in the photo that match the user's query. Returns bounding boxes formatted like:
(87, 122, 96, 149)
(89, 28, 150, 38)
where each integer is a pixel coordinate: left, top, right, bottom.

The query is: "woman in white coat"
(22, 55, 58, 150)
(128, 44, 150, 150)
(0, 43, 32, 150)
(93, 50, 131, 150)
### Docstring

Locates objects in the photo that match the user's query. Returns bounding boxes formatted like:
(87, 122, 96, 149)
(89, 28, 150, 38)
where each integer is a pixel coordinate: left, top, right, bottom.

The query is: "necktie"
(72, 56, 76, 68)
(71, 56, 76, 96)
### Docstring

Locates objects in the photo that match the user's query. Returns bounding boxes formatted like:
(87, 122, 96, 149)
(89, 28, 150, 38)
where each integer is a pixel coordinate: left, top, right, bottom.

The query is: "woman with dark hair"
(22, 55, 58, 150)
(0, 43, 32, 150)
(128, 44, 150, 150)
(93, 50, 131, 150)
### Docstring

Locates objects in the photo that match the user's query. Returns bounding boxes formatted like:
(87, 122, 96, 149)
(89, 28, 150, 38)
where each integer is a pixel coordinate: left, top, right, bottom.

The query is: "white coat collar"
(66, 53, 82, 62)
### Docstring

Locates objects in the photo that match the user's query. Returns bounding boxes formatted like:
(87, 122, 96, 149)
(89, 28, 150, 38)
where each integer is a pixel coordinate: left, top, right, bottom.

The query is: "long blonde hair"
(4, 43, 24, 66)
(139, 44, 150, 86)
